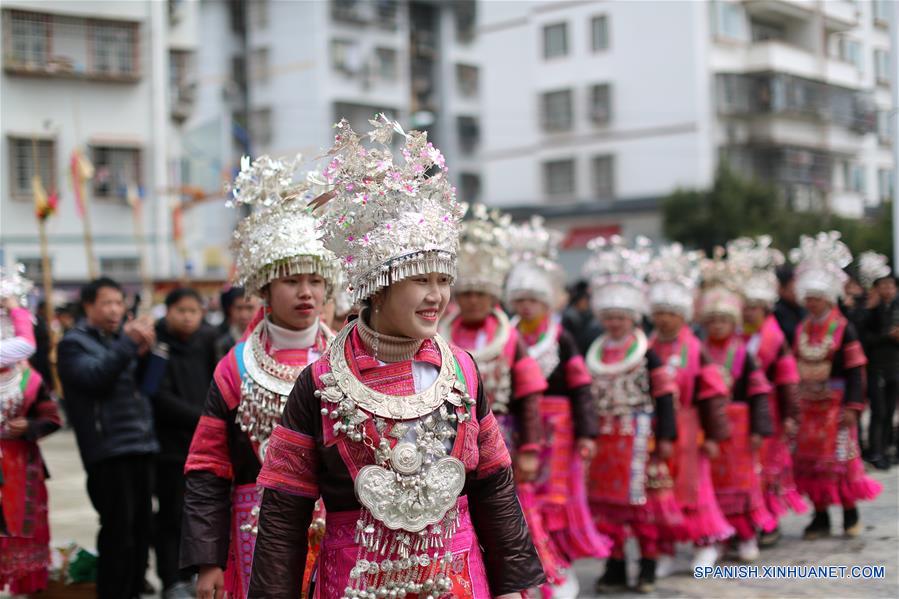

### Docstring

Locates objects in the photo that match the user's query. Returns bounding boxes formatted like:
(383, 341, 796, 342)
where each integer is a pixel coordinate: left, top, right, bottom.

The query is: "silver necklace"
(317, 322, 476, 598)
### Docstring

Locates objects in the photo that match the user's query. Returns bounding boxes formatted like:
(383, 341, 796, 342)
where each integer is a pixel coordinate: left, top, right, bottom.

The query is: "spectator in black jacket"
(149, 288, 218, 598)
(865, 273, 899, 470)
(214, 286, 258, 361)
(57, 277, 158, 599)
(774, 265, 806, 345)
(561, 280, 603, 354)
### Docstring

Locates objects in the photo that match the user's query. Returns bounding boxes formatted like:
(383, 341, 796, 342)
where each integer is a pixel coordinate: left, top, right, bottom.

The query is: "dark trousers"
(86, 453, 154, 599)
(155, 458, 191, 589)
(868, 370, 899, 459)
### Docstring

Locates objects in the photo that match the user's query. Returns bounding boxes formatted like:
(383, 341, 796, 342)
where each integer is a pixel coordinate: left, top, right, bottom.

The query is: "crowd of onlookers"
(3, 261, 896, 598)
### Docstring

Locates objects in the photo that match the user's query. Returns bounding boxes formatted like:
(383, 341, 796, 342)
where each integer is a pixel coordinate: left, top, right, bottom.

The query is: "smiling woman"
(248, 115, 544, 599)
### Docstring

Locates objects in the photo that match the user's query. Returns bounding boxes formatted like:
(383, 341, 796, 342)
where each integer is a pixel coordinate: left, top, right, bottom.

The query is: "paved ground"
(29, 430, 899, 598)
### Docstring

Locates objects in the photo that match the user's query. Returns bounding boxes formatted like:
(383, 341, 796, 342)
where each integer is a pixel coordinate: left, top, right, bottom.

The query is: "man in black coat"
(865, 273, 899, 470)
(147, 288, 218, 598)
(57, 277, 158, 599)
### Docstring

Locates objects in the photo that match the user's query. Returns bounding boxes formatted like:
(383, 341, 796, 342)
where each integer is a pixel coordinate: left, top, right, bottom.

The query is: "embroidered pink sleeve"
(184, 415, 233, 479)
(747, 369, 772, 398)
(257, 425, 320, 499)
(475, 412, 512, 478)
(213, 354, 241, 410)
(512, 355, 548, 399)
(650, 366, 678, 399)
(774, 354, 800, 385)
(842, 340, 867, 370)
(697, 364, 729, 400)
(564, 355, 592, 389)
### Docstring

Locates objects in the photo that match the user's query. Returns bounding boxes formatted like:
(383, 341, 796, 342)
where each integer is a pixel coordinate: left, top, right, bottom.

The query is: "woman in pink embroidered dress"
(646, 244, 734, 575)
(789, 232, 881, 540)
(503, 217, 609, 596)
(583, 237, 683, 595)
(732, 237, 806, 547)
(698, 277, 775, 563)
(180, 156, 340, 599)
(249, 116, 544, 598)
(1, 285, 62, 595)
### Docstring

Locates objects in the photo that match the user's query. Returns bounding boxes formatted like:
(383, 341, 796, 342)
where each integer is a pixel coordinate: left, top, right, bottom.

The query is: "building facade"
(478, 0, 895, 265)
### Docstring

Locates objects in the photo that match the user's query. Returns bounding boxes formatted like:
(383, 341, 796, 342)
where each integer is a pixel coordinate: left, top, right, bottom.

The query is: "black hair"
(220, 286, 245, 314)
(80, 277, 123, 305)
(165, 287, 203, 308)
(775, 265, 795, 286)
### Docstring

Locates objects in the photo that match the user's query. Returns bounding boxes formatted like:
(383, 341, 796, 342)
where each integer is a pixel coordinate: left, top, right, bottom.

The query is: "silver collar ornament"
(316, 322, 477, 599)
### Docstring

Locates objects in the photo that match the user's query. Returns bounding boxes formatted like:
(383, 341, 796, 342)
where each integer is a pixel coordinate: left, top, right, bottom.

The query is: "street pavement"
(33, 430, 899, 598)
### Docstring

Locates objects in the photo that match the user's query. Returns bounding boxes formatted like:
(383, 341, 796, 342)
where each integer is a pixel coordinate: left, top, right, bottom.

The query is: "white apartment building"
(243, 0, 483, 203)
(0, 0, 220, 287)
(479, 0, 895, 269)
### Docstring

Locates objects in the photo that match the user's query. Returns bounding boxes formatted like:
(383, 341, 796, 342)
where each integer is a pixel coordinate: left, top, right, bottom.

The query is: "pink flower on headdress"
(346, 183, 354, 192)
(345, 255, 354, 264)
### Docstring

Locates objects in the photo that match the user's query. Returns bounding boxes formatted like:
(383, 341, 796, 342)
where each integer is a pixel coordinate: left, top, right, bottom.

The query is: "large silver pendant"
(355, 455, 465, 532)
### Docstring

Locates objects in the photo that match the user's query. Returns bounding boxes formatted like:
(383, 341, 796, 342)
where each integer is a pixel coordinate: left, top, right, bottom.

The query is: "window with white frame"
(715, 1, 746, 40)
(877, 110, 893, 145)
(456, 64, 479, 97)
(92, 146, 141, 200)
(874, 49, 890, 85)
(541, 89, 573, 132)
(836, 37, 863, 72)
(249, 108, 272, 146)
(843, 162, 866, 193)
(17, 257, 50, 279)
(331, 39, 359, 74)
(249, 47, 269, 83)
(8, 137, 55, 199)
(543, 159, 576, 198)
(248, 0, 268, 29)
(591, 15, 609, 51)
(878, 168, 894, 201)
(592, 155, 615, 199)
(873, 0, 890, 27)
(375, 47, 397, 81)
(99, 257, 140, 281)
(543, 22, 568, 59)
(589, 83, 612, 125)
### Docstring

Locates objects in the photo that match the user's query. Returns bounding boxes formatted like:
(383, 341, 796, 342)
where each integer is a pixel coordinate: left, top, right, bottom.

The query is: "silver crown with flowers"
(456, 203, 513, 299)
(503, 215, 565, 307)
(727, 235, 785, 308)
(789, 231, 852, 303)
(857, 251, 892, 288)
(646, 243, 703, 320)
(698, 246, 747, 322)
(583, 235, 652, 319)
(0, 264, 34, 303)
(228, 154, 339, 295)
(312, 114, 463, 304)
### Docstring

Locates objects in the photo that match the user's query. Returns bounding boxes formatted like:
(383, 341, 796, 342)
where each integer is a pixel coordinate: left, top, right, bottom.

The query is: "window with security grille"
(591, 15, 608, 51)
(543, 159, 576, 198)
(92, 146, 141, 200)
(100, 257, 140, 281)
(589, 84, 612, 125)
(3, 10, 139, 79)
(543, 22, 567, 59)
(541, 89, 573, 132)
(8, 137, 55, 200)
(592, 155, 615, 199)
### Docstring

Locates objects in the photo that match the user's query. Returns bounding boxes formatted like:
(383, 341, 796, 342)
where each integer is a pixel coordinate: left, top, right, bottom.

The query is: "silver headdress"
(455, 203, 512, 299)
(789, 231, 852, 303)
(583, 235, 652, 320)
(504, 215, 565, 308)
(698, 246, 745, 323)
(727, 235, 785, 308)
(312, 114, 463, 304)
(228, 155, 339, 295)
(646, 243, 703, 320)
(857, 251, 892, 288)
(0, 265, 34, 304)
